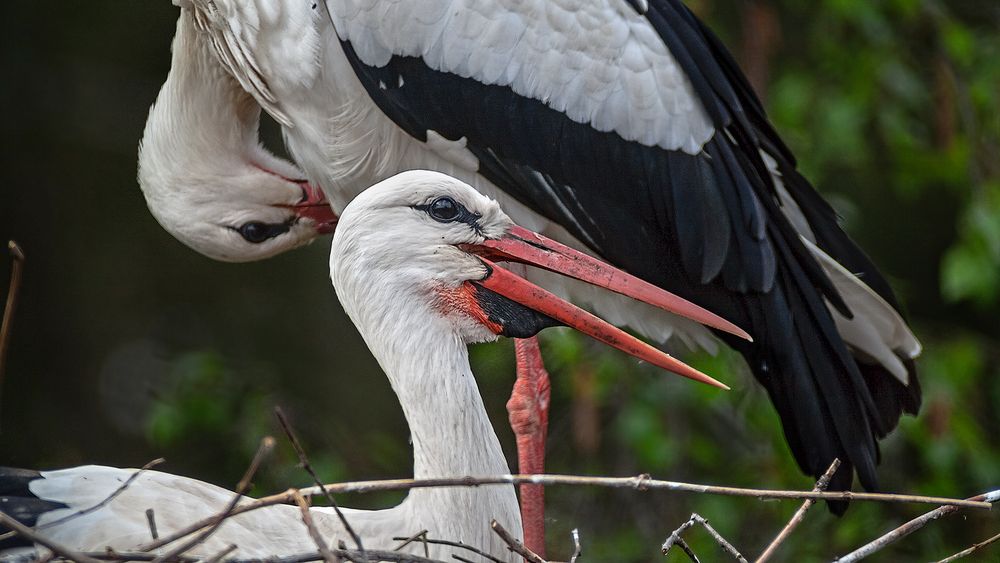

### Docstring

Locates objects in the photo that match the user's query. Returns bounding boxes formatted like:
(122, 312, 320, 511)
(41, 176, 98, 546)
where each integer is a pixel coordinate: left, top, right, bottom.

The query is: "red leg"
(508, 336, 550, 558)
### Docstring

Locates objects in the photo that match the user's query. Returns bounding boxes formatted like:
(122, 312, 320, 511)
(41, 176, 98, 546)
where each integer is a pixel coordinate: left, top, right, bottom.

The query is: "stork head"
(332, 170, 751, 389)
(136, 8, 338, 263)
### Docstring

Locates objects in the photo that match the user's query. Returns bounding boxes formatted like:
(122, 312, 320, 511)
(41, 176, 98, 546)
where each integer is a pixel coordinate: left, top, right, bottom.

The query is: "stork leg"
(508, 336, 550, 558)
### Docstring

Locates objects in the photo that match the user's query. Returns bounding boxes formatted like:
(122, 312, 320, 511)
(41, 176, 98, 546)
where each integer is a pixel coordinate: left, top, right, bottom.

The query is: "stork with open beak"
(1, 171, 734, 561)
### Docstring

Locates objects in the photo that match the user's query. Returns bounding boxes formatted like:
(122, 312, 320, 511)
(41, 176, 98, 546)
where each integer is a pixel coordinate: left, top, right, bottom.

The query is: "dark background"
(1, 1, 998, 561)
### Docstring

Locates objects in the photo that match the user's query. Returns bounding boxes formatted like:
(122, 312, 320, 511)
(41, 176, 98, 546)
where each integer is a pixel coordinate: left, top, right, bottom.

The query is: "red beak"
(287, 183, 338, 234)
(462, 225, 745, 390)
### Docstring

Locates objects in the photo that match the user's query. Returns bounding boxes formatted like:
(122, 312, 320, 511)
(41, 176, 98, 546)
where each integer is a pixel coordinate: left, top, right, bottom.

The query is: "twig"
(202, 544, 238, 563)
(145, 509, 159, 541)
(0, 511, 103, 563)
(275, 407, 366, 558)
(834, 489, 1000, 562)
(661, 514, 746, 563)
(934, 531, 1000, 563)
(36, 458, 166, 532)
(490, 519, 546, 563)
(568, 528, 581, 563)
(0, 240, 26, 418)
(392, 530, 429, 558)
(146, 437, 274, 561)
(20, 549, 450, 563)
(672, 537, 700, 563)
(132, 473, 994, 554)
(755, 459, 840, 562)
(391, 535, 504, 563)
(293, 490, 340, 563)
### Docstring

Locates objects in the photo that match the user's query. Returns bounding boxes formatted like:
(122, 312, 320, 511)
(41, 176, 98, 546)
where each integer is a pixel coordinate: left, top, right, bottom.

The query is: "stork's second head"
(332, 170, 743, 390)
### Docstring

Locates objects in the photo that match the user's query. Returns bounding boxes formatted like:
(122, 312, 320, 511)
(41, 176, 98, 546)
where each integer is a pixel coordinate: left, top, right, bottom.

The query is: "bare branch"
(662, 513, 746, 563)
(0, 511, 103, 563)
(934, 531, 1000, 563)
(568, 529, 581, 563)
(392, 535, 504, 563)
(293, 490, 340, 563)
(1, 241, 27, 424)
(834, 489, 1000, 562)
(755, 459, 840, 563)
(146, 437, 274, 561)
(203, 544, 238, 563)
(392, 530, 430, 558)
(275, 406, 366, 558)
(491, 519, 546, 563)
(145, 509, 159, 541)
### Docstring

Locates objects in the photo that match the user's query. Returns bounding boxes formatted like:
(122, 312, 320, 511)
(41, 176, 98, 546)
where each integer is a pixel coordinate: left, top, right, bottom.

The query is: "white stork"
(1, 171, 733, 561)
(139, 1, 923, 553)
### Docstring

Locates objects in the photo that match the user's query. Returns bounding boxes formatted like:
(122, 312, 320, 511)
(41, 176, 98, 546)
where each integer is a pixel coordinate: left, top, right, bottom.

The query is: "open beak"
(462, 225, 749, 390)
(288, 183, 338, 234)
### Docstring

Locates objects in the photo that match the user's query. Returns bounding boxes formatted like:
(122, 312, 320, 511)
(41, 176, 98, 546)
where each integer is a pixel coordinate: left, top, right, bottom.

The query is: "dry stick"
(66, 549, 447, 563)
(568, 528, 582, 563)
(662, 514, 747, 563)
(147, 437, 275, 562)
(146, 509, 159, 541)
(0, 241, 26, 414)
(834, 489, 1000, 563)
(392, 530, 430, 558)
(755, 459, 841, 563)
(490, 519, 546, 563)
(0, 511, 103, 563)
(202, 544, 238, 563)
(275, 406, 367, 560)
(671, 536, 701, 563)
(391, 535, 505, 563)
(292, 490, 340, 563)
(135, 474, 995, 558)
(934, 531, 1000, 563)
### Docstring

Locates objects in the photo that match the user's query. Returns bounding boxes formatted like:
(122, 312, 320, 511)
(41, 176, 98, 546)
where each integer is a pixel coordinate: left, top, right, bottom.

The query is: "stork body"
(142, 1, 923, 552)
(5, 171, 735, 561)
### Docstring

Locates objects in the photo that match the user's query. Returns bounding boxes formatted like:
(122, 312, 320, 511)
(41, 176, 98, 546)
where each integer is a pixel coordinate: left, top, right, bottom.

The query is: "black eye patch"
(414, 196, 483, 232)
(232, 221, 292, 244)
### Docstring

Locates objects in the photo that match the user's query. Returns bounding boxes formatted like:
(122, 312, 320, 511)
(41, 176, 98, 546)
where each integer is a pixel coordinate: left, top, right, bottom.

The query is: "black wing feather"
(338, 0, 920, 501)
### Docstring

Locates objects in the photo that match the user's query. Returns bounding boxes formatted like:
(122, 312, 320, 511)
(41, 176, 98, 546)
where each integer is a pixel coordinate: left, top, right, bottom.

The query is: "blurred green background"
(1, 0, 998, 561)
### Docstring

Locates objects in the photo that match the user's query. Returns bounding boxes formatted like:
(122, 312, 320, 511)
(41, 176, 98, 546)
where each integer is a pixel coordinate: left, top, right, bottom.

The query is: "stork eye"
(236, 221, 290, 244)
(428, 196, 460, 222)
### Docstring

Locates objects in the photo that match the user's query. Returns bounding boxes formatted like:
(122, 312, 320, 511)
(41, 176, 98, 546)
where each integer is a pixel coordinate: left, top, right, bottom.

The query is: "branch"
(0, 240, 26, 416)
(391, 535, 505, 563)
(755, 459, 840, 562)
(491, 519, 546, 563)
(661, 513, 747, 563)
(292, 490, 339, 563)
(568, 528, 582, 563)
(834, 489, 1000, 562)
(0, 511, 103, 563)
(275, 407, 366, 558)
(146, 437, 274, 561)
(934, 531, 1000, 563)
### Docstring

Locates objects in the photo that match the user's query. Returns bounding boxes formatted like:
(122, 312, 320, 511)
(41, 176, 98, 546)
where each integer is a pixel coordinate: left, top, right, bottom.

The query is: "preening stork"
(140, 1, 923, 553)
(1, 171, 734, 560)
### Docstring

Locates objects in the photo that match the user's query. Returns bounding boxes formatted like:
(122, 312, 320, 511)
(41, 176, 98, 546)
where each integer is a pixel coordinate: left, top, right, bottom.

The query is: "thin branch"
(293, 490, 340, 563)
(145, 509, 158, 541)
(568, 528, 582, 563)
(0, 511, 103, 563)
(934, 531, 1000, 563)
(275, 406, 366, 558)
(662, 513, 746, 563)
(147, 437, 274, 561)
(490, 519, 546, 563)
(202, 544, 238, 563)
(0, 240, 26, 419)
(392, 535, 504, 563)
(392, 530, 430, 558)
(36, 458, 166, 532)
(755, 459, 840, 563)
(131, 473, 994, 554)
(834, 489, 1000, 562)
(29, 549, 449, 563)
(672, 537, 700, 563)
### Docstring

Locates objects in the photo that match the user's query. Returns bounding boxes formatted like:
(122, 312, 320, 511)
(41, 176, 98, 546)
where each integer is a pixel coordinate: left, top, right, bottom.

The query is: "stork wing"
(327, 0, 921, 497)
(185, 0, 323, 127)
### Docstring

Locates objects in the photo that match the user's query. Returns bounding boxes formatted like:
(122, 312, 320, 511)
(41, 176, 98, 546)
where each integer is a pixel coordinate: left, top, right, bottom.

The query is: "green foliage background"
(1, 0, 998, 561)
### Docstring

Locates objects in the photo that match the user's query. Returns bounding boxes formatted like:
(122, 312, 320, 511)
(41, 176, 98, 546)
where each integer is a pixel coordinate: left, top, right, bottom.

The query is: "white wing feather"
(326, 0, 716, 154)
